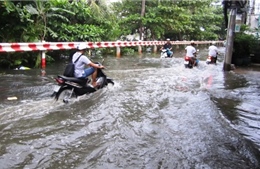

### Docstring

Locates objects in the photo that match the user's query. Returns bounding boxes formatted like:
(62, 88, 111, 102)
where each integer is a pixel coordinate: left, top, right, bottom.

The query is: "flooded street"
(0, 47, 260, 169)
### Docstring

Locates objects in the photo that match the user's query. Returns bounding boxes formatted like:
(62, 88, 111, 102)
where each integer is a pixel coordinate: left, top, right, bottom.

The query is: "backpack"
(63, 54, 82, 77)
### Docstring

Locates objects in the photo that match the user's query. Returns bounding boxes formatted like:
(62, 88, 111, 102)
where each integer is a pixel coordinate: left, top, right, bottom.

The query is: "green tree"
(0, 0, 35, 42)
(0, 0, 74, 68)
(0, 0, 225, 69)
(0, 1, 38, 68)
(112, 0, 224, 41)
(23, 0, 74, 41)
(0, 0, 120, 68)
(46, 0, 120, 42)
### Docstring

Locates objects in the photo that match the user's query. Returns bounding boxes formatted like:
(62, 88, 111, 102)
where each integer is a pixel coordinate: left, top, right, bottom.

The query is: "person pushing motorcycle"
(185, 41, 197, 67)
(72, 43, 105, 88)
(160, 38, 173, 57)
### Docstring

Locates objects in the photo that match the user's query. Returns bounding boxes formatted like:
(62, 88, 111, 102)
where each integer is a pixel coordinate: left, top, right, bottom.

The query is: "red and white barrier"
(0, 42, 78, 53)
(0, 40, 223, 70)
(0, 41, 222, 53)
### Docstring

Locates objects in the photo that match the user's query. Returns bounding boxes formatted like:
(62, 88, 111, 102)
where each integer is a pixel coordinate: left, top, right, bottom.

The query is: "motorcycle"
(206, 56, 217, 64)
(52, 62, 114, 103)
(184, 56, 199, 68)
(184, 49, 200, 68)
(160, 48, 173, 58)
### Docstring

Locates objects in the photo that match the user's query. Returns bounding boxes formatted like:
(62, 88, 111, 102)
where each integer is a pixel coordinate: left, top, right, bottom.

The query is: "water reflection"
(223, 71, 249, 89)
(211, 72, 248, 122)
(210, 65, 260, 153)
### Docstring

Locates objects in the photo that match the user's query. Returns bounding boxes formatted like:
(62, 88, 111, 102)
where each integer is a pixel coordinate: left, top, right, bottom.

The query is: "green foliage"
(112, 0, 224, 41)
(56, 23, 105, 41)
(233, 25, 258, 58)
(0, 0, 226, 68)
(121, 48, 136, 56)
(0, 1, 34, 42)
(47, 0, 120, 41)
(0, 0, 72, 68)
(0, 52, 36, 69)
(0, 0, 120, 68)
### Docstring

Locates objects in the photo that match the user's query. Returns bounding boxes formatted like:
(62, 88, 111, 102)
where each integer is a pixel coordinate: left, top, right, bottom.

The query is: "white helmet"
(166, 38, 170, 41)
(77, 43, 87, 50)
(212, 41, 216, 45)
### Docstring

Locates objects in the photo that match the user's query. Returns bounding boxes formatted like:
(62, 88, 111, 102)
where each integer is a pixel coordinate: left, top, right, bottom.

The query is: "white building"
(247, 0, 260, 30)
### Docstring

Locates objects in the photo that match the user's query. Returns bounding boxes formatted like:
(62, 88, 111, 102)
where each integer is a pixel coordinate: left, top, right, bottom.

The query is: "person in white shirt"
(208, 42, 218, 63)
(185, 41, 197, 66)
(72, 43, 105, 87)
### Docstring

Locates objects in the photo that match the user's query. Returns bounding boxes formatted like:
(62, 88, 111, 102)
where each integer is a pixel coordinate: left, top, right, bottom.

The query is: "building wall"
(248, 14, 259, 30)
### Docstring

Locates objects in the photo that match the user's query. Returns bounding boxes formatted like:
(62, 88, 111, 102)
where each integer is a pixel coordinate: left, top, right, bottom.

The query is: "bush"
(232, 25, 259, 66)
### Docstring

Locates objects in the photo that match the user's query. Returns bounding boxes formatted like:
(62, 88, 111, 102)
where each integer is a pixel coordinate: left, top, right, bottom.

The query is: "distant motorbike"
(160, 48, 173, 58)
(184, 56, 199, 68)
(206, 56, 217, 64)
(52, 62, 114, 103)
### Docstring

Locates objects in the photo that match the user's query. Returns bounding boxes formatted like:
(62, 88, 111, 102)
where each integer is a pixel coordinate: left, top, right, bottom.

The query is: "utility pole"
(223, 2, 237, 71)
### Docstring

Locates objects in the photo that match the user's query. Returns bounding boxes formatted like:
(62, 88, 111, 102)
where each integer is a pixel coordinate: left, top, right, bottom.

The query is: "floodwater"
(0, 47, 260, 169)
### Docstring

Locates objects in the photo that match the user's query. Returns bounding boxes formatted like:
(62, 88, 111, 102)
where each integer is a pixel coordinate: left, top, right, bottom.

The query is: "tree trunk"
(139, 0, 145, 41)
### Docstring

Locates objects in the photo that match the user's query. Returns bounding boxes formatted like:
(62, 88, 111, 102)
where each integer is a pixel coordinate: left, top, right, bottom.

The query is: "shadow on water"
(0, 47, 260, 168)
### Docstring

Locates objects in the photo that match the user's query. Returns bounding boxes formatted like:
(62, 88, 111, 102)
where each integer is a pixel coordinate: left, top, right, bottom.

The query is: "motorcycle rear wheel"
(55, 87, 77, 103)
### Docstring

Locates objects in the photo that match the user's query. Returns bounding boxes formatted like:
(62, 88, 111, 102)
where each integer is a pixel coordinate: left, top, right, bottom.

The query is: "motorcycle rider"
(208, 41, 218, 63)
(185, 41, 197, 67)
(160, 38, 173, 57)
(72, 43, 104, 87)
